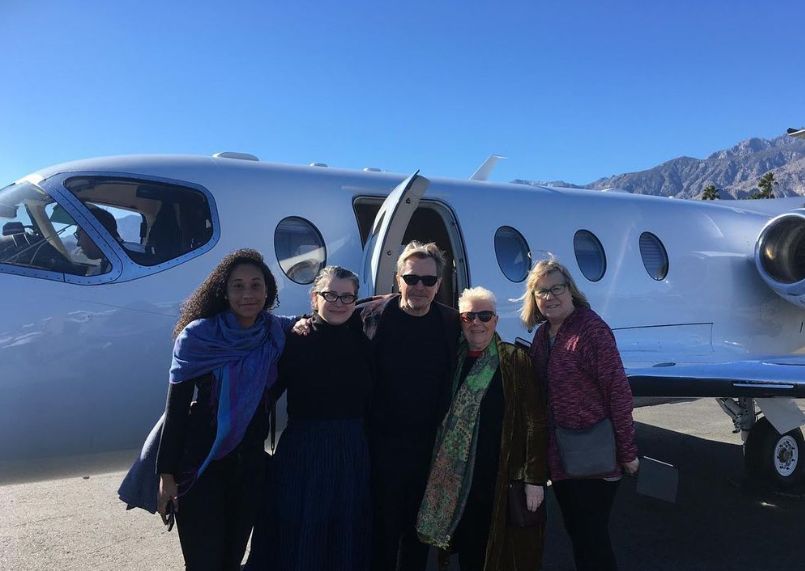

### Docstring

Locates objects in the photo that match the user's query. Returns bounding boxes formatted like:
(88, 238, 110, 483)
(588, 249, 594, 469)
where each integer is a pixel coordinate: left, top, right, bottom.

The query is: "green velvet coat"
(480, 339, 549, 570)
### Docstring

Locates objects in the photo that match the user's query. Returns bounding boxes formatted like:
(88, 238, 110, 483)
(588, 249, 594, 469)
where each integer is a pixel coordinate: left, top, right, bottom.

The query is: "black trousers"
(451, 501, 493, 571)
(175, 448, 265, 570)
(552, 478, 620, 571)
(370, 434, 434, 571)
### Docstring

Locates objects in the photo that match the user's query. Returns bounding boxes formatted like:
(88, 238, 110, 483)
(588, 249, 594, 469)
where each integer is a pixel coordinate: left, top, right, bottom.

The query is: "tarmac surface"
(2, 398, 804, 570)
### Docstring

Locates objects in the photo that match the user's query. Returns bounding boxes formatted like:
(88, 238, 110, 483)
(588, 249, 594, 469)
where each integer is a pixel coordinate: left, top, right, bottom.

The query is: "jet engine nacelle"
(755, 208, 805, 307)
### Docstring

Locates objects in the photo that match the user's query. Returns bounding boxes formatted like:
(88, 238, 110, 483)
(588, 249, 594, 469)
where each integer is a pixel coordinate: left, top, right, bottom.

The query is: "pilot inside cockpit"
(73, 206, 121, 276)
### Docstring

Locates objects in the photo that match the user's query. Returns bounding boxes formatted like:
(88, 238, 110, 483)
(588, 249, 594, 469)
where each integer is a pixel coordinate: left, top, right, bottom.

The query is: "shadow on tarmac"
(3, 415, 803, 570)
(542, 421, 805, 571)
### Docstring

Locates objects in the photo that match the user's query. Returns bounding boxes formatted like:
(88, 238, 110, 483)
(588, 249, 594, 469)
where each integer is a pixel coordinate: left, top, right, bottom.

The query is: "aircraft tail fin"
(470, 154, 506, 181)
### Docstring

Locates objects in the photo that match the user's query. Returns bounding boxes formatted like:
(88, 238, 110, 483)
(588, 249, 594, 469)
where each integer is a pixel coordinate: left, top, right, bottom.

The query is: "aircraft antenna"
(470, 154, 506, 181)
(213, 152, 259, 161)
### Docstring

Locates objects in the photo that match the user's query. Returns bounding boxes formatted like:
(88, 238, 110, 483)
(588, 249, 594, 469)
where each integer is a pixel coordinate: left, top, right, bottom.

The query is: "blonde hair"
(396, 241, 446, 276)
(458, 286, 497, 312)
(519, 258, 590, 329)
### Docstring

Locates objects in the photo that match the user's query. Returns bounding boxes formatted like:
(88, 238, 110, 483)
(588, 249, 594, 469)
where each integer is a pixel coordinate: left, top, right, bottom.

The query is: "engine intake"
(755, 209, 805, 306)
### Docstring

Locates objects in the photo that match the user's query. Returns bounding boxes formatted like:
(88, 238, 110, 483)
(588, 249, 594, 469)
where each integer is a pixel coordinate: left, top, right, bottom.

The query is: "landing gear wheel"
(744, 417, 803, 489)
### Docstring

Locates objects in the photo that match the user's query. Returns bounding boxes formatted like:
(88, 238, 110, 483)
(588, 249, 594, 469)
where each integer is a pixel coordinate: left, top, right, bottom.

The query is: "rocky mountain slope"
(516, 135, 805, 199)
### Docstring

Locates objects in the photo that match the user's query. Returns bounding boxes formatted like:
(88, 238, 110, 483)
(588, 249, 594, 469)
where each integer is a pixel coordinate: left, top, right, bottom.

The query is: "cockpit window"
(0, 181, 103, 276)
(63, 177, 214, 267)
(0, 175, 217, 282)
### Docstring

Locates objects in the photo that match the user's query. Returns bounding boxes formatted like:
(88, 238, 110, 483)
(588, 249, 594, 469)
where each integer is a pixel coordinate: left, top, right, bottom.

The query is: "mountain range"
(515, 134, 805, 200)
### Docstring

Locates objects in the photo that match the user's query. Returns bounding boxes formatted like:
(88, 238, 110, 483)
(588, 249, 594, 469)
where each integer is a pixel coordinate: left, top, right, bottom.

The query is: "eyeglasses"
(317, 291, 357, 304)
(534, 283, 568, 299)
(460, 311, 496, 323)
(401, 274, 439, 287)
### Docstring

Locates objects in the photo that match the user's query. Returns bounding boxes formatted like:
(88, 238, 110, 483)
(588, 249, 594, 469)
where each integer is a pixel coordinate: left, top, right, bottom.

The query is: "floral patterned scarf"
(416, 336, 499, 549)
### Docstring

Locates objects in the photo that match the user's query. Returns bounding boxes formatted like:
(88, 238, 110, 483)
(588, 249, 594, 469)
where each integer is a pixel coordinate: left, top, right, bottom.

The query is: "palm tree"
(701, 184, 719, 200)
(750, 172, 777, 199)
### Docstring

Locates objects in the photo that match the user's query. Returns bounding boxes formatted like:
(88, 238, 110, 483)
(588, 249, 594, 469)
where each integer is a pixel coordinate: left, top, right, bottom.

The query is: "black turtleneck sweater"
(369, 301, 450, 436)
(278, 312, 373, 420)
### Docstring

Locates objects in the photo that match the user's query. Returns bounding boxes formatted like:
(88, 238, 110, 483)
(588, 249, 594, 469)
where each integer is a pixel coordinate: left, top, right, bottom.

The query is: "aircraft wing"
(627, 357, 805, 398)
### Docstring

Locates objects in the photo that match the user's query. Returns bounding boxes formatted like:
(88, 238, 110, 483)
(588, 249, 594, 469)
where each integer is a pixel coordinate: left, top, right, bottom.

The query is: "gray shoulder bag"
(554, 417, 617, 478)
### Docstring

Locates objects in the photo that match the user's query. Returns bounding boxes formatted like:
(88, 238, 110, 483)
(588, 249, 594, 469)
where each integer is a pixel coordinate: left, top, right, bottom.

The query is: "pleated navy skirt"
(246, 417, 371, 571)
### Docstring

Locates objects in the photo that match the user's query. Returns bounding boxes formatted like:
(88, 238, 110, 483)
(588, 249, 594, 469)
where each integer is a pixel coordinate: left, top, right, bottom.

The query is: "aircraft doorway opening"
(353, 198, 468, 308)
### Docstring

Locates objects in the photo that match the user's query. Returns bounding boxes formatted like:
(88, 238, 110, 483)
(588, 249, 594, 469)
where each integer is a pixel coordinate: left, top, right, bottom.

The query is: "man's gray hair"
(395, 241, 446, 276)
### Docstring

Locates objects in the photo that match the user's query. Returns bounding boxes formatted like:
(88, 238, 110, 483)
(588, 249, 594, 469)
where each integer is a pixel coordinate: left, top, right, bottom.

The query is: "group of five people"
(134, 240, 638, 571)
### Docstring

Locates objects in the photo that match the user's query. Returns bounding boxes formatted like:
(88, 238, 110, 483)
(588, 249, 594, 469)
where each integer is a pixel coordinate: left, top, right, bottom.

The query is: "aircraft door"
(360, 172, 429, 296)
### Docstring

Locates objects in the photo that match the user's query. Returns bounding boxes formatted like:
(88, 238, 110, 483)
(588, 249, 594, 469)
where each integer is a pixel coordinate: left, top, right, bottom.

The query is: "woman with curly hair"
(154, 248, 290, 569)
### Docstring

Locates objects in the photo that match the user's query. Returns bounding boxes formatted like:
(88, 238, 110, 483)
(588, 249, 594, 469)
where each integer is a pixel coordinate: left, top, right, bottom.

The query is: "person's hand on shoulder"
(291, 317, 313, 336)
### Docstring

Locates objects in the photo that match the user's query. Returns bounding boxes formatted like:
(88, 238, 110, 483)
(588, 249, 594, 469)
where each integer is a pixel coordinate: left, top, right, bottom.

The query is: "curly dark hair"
(173, 248, 278, 337)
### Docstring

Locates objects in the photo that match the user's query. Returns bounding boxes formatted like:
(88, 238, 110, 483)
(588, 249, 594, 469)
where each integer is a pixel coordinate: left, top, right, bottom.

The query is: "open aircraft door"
(360, 172, 429, 296)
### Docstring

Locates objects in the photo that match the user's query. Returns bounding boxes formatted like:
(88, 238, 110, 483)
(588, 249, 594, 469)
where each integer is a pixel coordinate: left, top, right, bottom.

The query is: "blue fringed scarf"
(171, 310, 285, 481)
(119, 310, 286, 513)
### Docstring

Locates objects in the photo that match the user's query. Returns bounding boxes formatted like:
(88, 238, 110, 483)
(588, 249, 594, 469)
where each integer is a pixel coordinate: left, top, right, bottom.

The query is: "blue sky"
(2, 0, 803, 186)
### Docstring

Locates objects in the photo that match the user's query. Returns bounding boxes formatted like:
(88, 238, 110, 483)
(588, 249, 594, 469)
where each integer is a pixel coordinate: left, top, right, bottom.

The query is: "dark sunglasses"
(401, 274, 438, 287)
(460, 311, 496, 323)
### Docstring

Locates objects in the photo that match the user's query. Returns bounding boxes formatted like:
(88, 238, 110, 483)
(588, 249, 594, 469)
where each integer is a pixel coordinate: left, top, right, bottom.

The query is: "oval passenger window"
(639, 232, 669, 280)
(573, 230, 606, 282)
(494, 226, 531, 282)
(274, 217, 326, 284)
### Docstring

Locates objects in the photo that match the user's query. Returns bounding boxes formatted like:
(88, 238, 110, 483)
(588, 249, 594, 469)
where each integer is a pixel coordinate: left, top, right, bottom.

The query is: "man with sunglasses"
(358, 240, 460, 571)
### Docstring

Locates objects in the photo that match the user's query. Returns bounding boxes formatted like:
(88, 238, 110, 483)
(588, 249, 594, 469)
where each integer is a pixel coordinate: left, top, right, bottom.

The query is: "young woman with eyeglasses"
(246, 265, 373, 571)
(521, 259, 639, 571)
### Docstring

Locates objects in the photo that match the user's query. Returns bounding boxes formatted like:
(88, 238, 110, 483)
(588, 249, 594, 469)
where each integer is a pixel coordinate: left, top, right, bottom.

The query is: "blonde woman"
(522, 259, 638, 571)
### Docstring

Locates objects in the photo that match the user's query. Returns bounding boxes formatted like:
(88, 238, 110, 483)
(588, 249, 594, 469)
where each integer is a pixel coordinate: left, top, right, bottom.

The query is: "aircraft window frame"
(62, 176, 215, 270)
(274, 216, 327, 285)
(0, 180, 98, 280)
(573, 229, 607, 282)
(639, 231, 669, 280)
(493, 225, 532, 283)
(0, 172, 220, 285)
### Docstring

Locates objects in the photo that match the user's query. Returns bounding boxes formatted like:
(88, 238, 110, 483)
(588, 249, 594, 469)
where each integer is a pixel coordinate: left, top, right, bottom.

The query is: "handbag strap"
(544, 333, 556, 430)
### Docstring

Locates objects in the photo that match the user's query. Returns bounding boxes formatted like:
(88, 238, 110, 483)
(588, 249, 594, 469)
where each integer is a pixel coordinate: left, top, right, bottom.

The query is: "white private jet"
(1, 150, 804, 488)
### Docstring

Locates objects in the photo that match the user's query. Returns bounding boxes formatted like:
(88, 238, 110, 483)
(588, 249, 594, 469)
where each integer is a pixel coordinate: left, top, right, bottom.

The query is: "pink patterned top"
(529, 307, 638, 481)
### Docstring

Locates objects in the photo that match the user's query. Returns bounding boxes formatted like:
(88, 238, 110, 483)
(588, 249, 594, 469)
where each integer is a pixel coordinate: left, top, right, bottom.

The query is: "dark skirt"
(246, 417, 371, 571)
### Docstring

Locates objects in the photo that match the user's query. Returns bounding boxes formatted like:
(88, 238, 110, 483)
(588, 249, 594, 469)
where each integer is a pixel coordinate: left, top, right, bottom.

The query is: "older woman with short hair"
(417, 287, 548, 571)
(522, 259, 638, 571)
